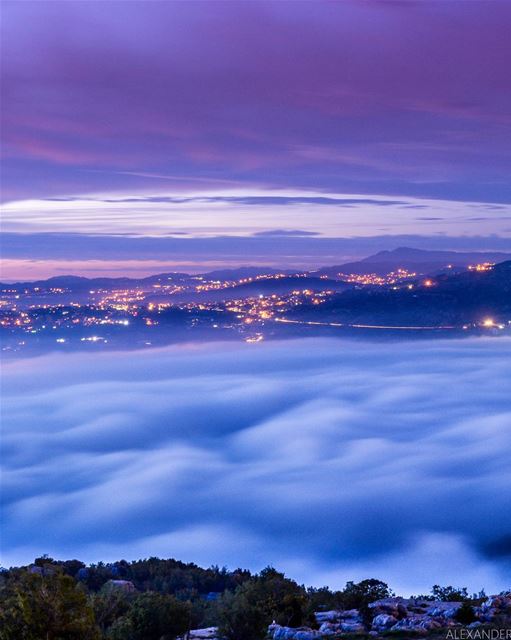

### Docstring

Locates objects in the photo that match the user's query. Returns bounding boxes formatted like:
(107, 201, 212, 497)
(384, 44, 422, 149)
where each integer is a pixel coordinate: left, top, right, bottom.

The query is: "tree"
(218, 567, 307, 640)
(218, 588, 268, 640)
(110, 592, 191, 640)
(341, 578, 393, 610)
(91, 585, 132, 635)
(0, 569, 100, 640)
(431, 585, 470, 602)
(340, 578, 393, 626)
(305, 587, 344, 626)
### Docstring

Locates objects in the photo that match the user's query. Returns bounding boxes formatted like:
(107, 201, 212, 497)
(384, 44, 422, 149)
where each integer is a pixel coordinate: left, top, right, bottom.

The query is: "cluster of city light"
(481, 318, 506, 329)
(2, 263, 510, 352)
(468, 262, 495, 272)
(195, 272, 297, 293)
(0, 304, 133, 335)
(212, 289, 332, 324)
(245, 333, 264, 343)
(337, 268, 417, 286)
(97, 288, 147, 310)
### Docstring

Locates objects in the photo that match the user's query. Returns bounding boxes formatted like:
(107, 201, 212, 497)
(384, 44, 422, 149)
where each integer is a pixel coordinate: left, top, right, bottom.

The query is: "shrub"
(431, 585, 470, 602)
(454, 601, 477, 625)
(125, 592, 190, 640)
(218, 567, 307, 640)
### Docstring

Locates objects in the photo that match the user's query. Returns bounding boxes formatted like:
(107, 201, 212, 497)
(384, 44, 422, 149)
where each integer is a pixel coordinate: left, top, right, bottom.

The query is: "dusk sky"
(2, 0, 511, 278)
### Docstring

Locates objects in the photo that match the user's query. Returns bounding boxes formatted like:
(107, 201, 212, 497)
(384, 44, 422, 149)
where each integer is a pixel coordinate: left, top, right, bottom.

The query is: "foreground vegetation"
(0, 555, 489, 640)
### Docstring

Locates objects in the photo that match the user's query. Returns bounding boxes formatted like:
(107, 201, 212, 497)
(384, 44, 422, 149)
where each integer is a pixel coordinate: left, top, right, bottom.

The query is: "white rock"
(372, 613, 397, 631)
(339, 621, 366, 633)
(391, 615, 443, 633)
(339, 609, 362, 620)
(269, 625, 318, 640)
(314, 611, 340, 623)
(426, 602, 462, 619)
(318, 622, 336, 635)
(368, 597, 408, 617)
(179, 629, 220, 640)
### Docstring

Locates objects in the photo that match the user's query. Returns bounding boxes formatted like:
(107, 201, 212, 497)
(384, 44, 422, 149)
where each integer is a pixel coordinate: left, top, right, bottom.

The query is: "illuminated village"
(1, 259, 509, 353)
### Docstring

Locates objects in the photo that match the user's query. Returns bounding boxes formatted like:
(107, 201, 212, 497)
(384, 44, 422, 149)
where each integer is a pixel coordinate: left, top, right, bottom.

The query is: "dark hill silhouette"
(290, 260, 511, 326)
(317, 247, 511, 278)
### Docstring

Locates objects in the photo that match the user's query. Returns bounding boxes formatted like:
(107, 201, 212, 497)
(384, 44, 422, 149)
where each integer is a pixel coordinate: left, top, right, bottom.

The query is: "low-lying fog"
(2, 338, 510, 594)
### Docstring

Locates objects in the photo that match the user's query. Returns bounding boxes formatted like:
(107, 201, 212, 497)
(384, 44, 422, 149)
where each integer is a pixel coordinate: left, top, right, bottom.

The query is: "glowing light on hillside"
(469, 263, 494, 272)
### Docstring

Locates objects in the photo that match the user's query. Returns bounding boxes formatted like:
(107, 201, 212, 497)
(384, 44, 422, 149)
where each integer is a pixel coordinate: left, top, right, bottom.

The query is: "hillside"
(317, 247, 511, 278)
(150, 276, 350, 304)
(1, 556, 508, 640)
(290, 260, 511, 327)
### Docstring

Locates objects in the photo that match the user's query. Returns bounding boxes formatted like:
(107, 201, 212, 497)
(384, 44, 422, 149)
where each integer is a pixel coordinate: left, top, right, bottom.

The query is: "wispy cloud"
(252, 229, 321, 237)
(3, 190, 511, 241)
(2, 231, 511, 280)
(2, 1, 511, 203)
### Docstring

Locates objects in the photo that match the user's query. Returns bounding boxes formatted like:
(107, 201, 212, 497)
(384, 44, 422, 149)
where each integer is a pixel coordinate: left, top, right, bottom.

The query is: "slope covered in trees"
(0, 555, 487, 640)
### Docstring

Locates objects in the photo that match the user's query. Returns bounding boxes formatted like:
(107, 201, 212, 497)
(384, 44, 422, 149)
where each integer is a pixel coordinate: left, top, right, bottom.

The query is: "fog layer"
(2, 338, 510, 594)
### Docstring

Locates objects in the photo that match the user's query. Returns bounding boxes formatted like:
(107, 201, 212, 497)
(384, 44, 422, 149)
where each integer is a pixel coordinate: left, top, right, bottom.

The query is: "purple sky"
(1, 1, 511, 277)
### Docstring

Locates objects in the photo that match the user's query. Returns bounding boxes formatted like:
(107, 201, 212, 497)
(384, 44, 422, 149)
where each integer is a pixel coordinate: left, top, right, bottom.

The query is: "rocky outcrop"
(268, 625, 320, 640)
(371, 613, 397, 632)
(368, 596, 409, 618)
(179, 628, 221, 640)
(390, 614, 445, 633)
(267, 592, 511, 639)
(314, 611, 339, 624)
(104, 579, 136, 592)
(477, 593, 511, 623)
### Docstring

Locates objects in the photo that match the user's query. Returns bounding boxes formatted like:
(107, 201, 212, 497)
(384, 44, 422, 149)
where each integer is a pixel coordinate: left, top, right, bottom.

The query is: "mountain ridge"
(3, 248, 511, 289)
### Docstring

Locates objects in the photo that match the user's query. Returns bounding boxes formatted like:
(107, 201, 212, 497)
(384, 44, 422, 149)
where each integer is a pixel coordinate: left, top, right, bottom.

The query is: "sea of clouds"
(1, 338, 511, 594)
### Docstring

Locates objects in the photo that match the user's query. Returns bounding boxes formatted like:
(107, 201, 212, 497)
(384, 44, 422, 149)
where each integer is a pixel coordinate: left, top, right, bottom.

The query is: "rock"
(339, 609, 361, 620)
(28, 565, 43, 575)
(368, 597, 408, 618)
(318, 622, 336, 636)
(339, 621, 366, 633)
(477, 594, 511, 623)
(314, 611, 340, 624)
(269, 626, 284, 640)
(294, 631, 318, 640)
(391, 615, 443, 633)
(317, 619, 365, 635)
(270, 626, 287, 640)
(104, 579, 136, 592)
(372, 613, 397, 631)
(481, 594, 511, 613)
(178, 629, 220, 640)
(188, 629, 219, 640)
(426, 602, 462, 619)
(268, 625, 318, 640)
(314, 608, 365, 634)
